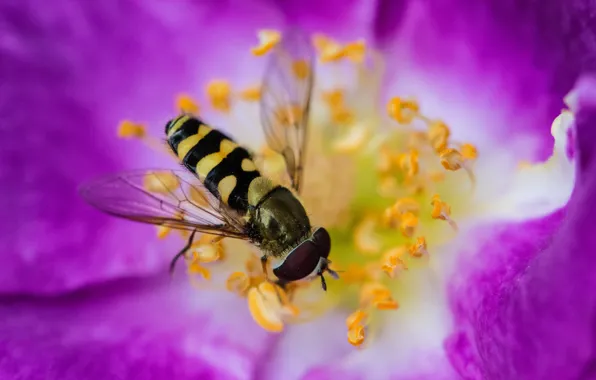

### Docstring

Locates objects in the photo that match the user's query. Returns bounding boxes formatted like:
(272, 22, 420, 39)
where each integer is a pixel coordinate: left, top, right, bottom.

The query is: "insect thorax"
(247, 180, 311, 258)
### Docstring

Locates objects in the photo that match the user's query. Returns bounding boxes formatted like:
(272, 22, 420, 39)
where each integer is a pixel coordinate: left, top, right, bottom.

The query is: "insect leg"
(169, 230, 197, 275)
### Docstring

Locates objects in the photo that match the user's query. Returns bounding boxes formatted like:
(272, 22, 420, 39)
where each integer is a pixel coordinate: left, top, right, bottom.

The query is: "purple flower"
(2, 0, 595, 379)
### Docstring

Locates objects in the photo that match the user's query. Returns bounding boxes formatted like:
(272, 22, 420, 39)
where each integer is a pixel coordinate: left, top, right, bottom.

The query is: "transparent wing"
(260, 27, 315, 193)
(79, 169, 249, 239)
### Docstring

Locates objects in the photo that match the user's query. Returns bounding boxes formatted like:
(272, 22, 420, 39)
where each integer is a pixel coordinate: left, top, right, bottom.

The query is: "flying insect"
(80, 28, 338, 290)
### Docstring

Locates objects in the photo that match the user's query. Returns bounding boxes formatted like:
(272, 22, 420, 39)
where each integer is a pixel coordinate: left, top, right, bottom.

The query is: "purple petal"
(1, 0, 381, 295)
(374, 0, 596, 161)
(0, 275, 273, 380)
(446, 76, 596, 379)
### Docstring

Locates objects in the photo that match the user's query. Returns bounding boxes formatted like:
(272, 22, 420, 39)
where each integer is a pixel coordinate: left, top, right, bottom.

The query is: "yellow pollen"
(143, 171, 180, 194)
(347, 325, 366, 347)
(312, 34, 334, 51)
(354, 217, 382, 255)
(399, 211, 418, 238)
(322, 89, 345, 109)
(187, 259, 211, 280)
(190, 235, 224, 263)
(117, 120, 146, 138)
(273, 104, 303, 128)
(381, 247, 408, 278)
(397, 149, 419, 178)
(359, 282, 399, 310)
(226, 272, 250, 295)
(251, 29, 281, 56)
(319, 41, 345, 62)
(343, 40, 366, 63)
(175, 94, 200, 115)
(460, 143, 478, 160)
(346, 309, 368, 329)
(247, 282, 300, 333)
(238, 86, 261, 102)
(292, 60, 310, 80)
(156, 225, 171, 239)
(205, 80, 232, 112)
(387, 97, 420, 124)
(431, 194, 458, 230)
(428, 120, 450, 152)
(383, 197, 420, 228)
(439, 148, 476, 185)
(408, 237, 428, 258)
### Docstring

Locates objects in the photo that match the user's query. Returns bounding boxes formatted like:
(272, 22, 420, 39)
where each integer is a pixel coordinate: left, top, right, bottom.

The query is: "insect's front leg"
(169, 230, 196, 275)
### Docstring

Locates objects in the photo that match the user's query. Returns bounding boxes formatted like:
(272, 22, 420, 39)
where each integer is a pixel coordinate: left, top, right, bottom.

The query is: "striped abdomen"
(165, 115, 261, 214)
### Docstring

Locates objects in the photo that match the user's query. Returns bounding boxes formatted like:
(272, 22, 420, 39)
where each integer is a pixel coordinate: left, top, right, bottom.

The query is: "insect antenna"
(169, 229, 197, 275)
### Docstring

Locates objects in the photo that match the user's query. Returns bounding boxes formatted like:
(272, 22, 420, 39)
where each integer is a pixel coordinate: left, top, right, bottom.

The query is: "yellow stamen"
(381, 247, 408, 278)
(360, 282, 399, 311)
(428, 120, 450, 152)
(251, 29, 281, 56)
(247, 282, 299, 333)
(292, 60, 310, 80)
(187, 259, 211, 280)
(347, 324, 366, 347)
(322, 89, 345, 109)
(408, 237, 428, 258)
(343, 39, 366, 63)
(397, 149, 419, 178)
(143, 171, 180, 194)
(354, 217, 382, 255)
(226, 272, 250, 295)
(460, 143, 478, 160)
(175, 94, 200, 115)
(383, 197, 419, 227)
(238, 86, 261, 102)
(387, 97, 419, 124)
(117, 120, 146, 138)
(156, 225, 171, 239)
(190, 235, 224, 263)
(205, 80, 232, 112)
(431, 194, 458, 230)
(346, 309, 368, 329)
(439, 148, 476, 185)
(399, 211, 418, 238)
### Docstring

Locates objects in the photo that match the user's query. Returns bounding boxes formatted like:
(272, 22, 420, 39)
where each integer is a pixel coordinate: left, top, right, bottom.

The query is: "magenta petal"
(0, 276, 272, 380)
(446, 76, 596, 379)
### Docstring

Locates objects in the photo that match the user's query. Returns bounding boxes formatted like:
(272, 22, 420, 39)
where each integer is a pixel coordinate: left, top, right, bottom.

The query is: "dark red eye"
(272, 228, 331, 282)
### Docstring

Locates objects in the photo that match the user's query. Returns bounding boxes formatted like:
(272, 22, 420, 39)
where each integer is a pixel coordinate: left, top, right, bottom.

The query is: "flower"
(2, 1, 595, 380)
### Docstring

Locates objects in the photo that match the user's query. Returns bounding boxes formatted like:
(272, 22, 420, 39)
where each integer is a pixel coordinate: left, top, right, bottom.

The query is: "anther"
(205, 80, 232, 112)
(387, 97, 419, 124)
(117, 120, 146, 139)
(175, 94, 200, 115)
(347, 325, 366, 347)
(381, 247, 408, 278)
(247, 282, 299, 333)
(399, 211, 418, 238)
(346, 309, 368, 329)
(430, 194, 458, 230)
(292, 60, 310, 80)
(238, 86, 261, 102)
(343, 40, 366, 63)
(439, 148, 476, 185)
(190, 235, 223, 263)
(460, 143, 478, 160)
(226, 272, 250, 295)
(251, 29, 281, 56)
(156, 225, 171, 239)
(397, 149, 419, 178)
(427, 120, 450, 152)
(408, 237, 428, 258)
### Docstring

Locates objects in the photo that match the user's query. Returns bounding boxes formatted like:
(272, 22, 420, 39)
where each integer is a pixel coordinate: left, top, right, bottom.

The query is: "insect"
(80, 28, 339, 291)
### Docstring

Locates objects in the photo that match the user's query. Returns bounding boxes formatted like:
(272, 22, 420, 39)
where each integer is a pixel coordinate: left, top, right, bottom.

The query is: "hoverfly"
(80, 28, 339, 290)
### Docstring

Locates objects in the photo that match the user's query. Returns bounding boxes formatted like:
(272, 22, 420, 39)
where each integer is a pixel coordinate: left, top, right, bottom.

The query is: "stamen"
(408, 237, 428, 258)
(226, 272, 250, 295)
(347, 325, 366, 347)
(360, 282, 399, 310)
(387, 97, 419, 125)
(247, 282, 299, 332)
(175, 94, 200, 115)
(117, 120, 146, 138)
(397, 149, 419, 178)
(332, 125, 370, 153)
(427, 120, 450, 152)
(381, 247, 408, 278)
(238, 86, 261, 102)
(383, 198, 419, 228)
(399, 211, 418, 238)
(460, 143, 478, 160)
(343, 40, 366, 63)
(439, 148, 476, 185)
(292, 60, 310, 80)
(251, 29, 281, 56)
(156, 225, 171, 239)
(430, 194, 458, 230)
(190, 235, 224, 263)
(205, 80, 232, 112)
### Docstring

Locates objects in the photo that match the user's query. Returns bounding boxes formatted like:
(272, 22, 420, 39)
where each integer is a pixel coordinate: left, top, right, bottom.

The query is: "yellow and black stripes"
(165, 115, 261, 214)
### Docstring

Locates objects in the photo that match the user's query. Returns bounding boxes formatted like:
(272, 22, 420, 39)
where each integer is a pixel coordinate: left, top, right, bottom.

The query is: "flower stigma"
(118, 30, 491, 348)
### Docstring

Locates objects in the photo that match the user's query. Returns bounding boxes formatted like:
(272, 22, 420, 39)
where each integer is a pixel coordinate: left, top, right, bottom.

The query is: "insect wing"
(260, 27, 315, 193)
(79, 169, 248, 239)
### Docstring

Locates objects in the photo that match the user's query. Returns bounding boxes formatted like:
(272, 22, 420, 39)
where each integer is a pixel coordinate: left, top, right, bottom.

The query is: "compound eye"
(311, 228, 331, 259)
(273, 240, 320, 282)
